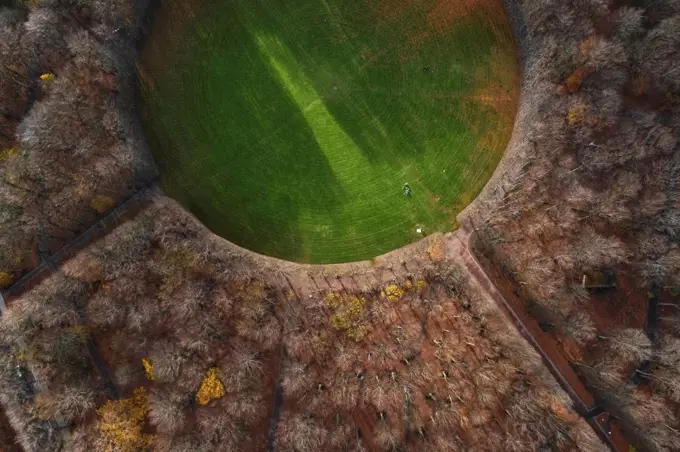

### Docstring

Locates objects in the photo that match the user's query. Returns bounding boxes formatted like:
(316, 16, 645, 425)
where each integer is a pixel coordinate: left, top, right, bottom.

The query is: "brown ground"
(0, 406, 19, 452)
(0, 197, 606, 451)
(586, 266, 648, 333)
(469, 233, 633, 451)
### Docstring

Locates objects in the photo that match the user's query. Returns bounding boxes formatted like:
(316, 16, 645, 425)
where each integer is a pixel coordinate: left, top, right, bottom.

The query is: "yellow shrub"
(0, 147, 19, 162)
(326, 292, 369, 341)
(40, 72, 55, 89)
(91, 195, 116, 214)
(383, 284, 405, 302)
(69, 325, 88, 341)
(324, 292, 339, 307)
(142, 359, 154, 381)
(345, 324, 368, 341)
(0, 271, 13, 288)
(97, 387, 153, 452)
(567, 104, 587, 124)
(245, 282, 264, 300)
(196, 368, 225, 405)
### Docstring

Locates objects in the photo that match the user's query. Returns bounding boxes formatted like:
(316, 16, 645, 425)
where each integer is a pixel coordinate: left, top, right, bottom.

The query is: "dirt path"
(0, 188, 157, 451)
(1, 186, 159, 306)
(449, 226, 630, 452)
(1, 189, 633, 450)
(256, 223, 632, 451)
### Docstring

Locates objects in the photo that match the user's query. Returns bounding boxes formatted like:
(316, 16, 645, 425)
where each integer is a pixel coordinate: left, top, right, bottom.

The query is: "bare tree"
(615, 7, 644, 41)
(275, 413, 327, 452)
(658, 336, 680, 370)
(637, 15, 680, 93)
(148, 388, 186, 434)
(373, 420, 401, 451)
(281, 363, 311, 398)
(558, 311, 597, 345)
(605, 328, 653, 363)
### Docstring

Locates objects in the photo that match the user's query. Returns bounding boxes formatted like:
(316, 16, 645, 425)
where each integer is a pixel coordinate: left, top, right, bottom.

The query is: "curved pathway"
(1, 188, 631, 451)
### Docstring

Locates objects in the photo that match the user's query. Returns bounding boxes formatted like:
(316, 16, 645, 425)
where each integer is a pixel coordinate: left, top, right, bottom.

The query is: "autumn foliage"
(565, 67, 595, 93)
(196, 367, 225, 405)
(142, 359, 154, 381)
(96, 387, 153, 452)
(326, 292, 369, 341)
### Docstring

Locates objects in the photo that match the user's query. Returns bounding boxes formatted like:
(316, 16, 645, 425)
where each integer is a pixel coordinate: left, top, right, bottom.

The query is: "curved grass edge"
(138, 0, 520, 264)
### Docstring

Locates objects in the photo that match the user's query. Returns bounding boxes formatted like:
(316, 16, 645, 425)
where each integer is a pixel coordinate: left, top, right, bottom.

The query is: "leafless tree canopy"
(464, 0, 680, 449)
(0, 0, 679, 449)
(0, 0, 156, 284)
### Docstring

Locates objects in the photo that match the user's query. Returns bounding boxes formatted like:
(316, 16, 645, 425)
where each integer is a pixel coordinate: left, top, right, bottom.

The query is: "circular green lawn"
(139, 0, 519, 263)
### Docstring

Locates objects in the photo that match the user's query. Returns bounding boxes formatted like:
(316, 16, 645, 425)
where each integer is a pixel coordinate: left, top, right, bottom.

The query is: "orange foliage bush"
(196, 368, 225, 405)
(96, 387, 153, 452)
(90, 195, 116, 214)
(565, 67, 595, 93)
(142, 359, 154, 381)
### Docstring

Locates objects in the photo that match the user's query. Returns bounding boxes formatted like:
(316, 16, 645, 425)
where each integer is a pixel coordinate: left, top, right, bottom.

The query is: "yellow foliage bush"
(142, 359, 154, 381)
(0, 147, 19, 163)
(97, 387, 153, 452)
(326, 292, 369, 341)
(0, 271, 13, 288)
(196, 368, 225, 405)
(91, 195, 116, 214)
(244, 282, 264, 300)
(69, 325, 88, 341)
(40, 72, 55, 89)
(383, 284, 405, 302)
(402, 279, 427, 292)
(567, 104, 587, 124)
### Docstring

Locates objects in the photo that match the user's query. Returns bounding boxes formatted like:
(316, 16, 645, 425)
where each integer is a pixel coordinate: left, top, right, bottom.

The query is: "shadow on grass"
(243, 0, 501, 166)
(138, 0, 517, 263)
(139, 4, 346, 262)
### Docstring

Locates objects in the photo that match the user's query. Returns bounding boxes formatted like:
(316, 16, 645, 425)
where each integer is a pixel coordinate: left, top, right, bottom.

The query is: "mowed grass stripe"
(139, 0, 519, 263)
(255, 33, 373, 185)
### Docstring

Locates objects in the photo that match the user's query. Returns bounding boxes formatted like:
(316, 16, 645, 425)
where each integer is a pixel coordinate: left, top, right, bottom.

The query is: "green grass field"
(139, 0, 519, 263)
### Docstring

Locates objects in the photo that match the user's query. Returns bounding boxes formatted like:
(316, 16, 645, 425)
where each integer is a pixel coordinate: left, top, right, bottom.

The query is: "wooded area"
(463, 0, 680, 450)
(0, 198, 603, 451)
(0, 0, 156, 287)
(0, 0, 679, 450)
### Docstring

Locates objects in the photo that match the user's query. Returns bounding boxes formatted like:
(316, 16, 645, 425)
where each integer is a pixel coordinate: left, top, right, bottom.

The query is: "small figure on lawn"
(423, 66, 430, 73)
(403, 183, 412, 197)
